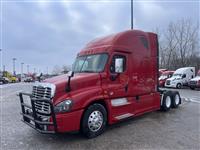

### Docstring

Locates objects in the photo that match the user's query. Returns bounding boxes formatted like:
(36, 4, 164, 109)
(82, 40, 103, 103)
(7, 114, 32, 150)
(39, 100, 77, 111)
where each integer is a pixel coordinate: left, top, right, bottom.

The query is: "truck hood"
(190, 76, 200, 81)
(167, 76, 182, 81)
(44, 73, 101, 95)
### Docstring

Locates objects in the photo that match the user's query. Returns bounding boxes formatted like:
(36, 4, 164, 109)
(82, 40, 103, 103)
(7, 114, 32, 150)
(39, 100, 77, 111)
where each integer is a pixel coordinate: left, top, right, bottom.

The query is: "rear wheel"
(171, 91, 181, 108)
(81, 103, 107, 138)
(161, 91, 172, 111)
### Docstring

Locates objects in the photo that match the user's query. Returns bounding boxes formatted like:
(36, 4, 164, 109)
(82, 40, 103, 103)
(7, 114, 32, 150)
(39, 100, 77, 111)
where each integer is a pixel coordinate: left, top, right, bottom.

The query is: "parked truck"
(188, 70, 200, 90)
(159, 70, 174, 87)
(19, 30, 181, 138)
(3, 71, 18, 83)
(165, 67, 195, 89)
(159, 69, 168, 77)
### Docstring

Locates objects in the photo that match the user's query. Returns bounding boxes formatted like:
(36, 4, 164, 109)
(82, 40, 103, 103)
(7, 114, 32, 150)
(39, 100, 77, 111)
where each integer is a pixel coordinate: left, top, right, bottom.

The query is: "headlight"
(54, 100, 73, 113)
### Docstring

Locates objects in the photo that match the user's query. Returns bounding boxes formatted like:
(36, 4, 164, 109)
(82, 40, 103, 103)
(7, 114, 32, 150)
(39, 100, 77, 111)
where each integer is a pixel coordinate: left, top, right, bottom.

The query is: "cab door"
(106, 52, 130, 99)
(101, 52, 134, 119)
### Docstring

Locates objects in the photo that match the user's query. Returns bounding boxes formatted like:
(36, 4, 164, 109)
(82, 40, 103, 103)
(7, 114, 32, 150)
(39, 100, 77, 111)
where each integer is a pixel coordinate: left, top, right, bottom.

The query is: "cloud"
(1, 0, 199, 74)
(138, 1, 168, 18)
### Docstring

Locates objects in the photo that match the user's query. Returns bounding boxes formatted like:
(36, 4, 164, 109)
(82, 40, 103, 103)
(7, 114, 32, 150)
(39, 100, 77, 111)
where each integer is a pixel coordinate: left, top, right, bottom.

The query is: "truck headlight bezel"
(54, 100, 73, 113)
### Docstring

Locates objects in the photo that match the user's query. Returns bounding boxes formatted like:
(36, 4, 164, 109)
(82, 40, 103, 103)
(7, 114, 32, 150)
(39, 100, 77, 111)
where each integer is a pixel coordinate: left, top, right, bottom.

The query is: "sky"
(0, 0, 199, 74)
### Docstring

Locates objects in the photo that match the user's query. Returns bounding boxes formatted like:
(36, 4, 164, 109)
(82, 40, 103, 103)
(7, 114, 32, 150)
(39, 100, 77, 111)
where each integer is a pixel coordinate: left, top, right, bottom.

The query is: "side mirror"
(115, 58, 124, 73)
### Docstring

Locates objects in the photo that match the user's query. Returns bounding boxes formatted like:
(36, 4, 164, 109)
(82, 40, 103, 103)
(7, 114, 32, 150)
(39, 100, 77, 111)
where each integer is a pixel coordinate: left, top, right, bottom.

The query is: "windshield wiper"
(81, 70, 96, 73)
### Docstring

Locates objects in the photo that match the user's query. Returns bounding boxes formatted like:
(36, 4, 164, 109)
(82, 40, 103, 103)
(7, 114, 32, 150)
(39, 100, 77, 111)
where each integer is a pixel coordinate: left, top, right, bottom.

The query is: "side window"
(182, 74, 186, 78)
(110, 55, 126, 73)
(140, 36, 149, 49)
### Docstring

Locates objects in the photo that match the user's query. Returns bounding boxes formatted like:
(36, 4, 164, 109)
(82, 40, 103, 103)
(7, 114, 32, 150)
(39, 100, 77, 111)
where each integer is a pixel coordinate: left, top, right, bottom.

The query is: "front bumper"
(165, 83, 177, 88)
(19, 92, 83, 134)
(19, 92, 57, 133)
(159, 80, 165, 87)
(189, 84, 200, 88)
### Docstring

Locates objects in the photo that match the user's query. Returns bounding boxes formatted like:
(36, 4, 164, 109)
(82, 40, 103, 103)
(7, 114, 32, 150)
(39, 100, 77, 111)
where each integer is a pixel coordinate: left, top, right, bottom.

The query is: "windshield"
(159, 75, 168, 80)
(173, 74, 182, 77)
(73, 54, 108, 73)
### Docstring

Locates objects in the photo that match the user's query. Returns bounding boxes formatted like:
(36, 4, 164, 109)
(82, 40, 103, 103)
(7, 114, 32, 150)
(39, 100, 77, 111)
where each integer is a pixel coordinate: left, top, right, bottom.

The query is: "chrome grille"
(32, 85, 52, 114)
(166, 80, 170, 85)
(190, 81, 197, 85)
(32, 86, 52, 99)
(34, 101, 51, 114)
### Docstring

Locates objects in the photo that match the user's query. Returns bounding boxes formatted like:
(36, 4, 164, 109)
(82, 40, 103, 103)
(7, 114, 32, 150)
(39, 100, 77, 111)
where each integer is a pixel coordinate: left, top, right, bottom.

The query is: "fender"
(54, 86, 107, 111)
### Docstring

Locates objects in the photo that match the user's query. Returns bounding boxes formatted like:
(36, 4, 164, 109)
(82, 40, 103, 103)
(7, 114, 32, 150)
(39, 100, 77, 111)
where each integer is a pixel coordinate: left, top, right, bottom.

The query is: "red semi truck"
(159, 71, 174, 87)
(19, 30, 181, 138)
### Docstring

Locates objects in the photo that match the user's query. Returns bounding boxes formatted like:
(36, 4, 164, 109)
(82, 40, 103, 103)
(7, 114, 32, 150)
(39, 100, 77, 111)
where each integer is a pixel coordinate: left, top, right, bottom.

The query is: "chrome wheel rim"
(88, 110, 103, 132)
(175, 94, 180, 105)
(166, 96, 171, 108)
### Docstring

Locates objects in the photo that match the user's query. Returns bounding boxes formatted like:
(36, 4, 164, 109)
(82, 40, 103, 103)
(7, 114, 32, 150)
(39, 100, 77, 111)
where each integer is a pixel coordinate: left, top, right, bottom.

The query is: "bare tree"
(52, 65, 62, 75)
(156, 19, 199, 71)
(62, 65, 71, 74)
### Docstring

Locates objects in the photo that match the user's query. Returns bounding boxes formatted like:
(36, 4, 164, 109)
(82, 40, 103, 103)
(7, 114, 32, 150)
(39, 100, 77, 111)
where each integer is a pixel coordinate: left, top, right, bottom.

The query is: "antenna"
(131, 0, 133, 29)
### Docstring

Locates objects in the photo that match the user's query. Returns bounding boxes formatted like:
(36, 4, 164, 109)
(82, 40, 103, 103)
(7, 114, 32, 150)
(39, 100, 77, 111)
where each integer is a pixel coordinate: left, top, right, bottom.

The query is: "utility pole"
(12, 58, 17, 75)
(131, 0, 133, 29)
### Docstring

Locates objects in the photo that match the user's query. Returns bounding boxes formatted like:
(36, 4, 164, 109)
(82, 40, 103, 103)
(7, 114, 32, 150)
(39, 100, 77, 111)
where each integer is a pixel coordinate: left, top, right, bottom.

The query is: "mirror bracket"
(110, 73, 119, 81)
(66, 71, 74, 92)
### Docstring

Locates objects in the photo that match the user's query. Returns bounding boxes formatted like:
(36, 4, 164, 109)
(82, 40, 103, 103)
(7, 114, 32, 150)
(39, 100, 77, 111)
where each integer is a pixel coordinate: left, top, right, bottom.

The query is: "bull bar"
(19, 92, 57, 134)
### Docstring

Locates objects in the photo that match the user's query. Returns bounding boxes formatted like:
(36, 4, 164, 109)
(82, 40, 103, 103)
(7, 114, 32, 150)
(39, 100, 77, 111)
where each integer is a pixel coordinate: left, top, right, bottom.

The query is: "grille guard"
(19, 92, 57, 134)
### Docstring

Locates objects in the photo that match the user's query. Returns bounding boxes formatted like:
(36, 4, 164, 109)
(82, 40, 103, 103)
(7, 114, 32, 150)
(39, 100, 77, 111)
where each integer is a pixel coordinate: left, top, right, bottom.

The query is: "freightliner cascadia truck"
(19, 30, 181, 138)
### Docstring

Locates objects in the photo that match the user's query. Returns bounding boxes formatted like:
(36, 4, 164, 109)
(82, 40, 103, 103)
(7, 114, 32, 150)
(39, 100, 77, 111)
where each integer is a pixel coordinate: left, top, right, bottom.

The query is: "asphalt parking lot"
(0, 83, 200, 150)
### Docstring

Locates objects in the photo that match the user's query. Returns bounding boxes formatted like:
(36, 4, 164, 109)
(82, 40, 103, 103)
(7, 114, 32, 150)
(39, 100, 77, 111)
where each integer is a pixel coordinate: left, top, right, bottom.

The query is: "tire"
(161, 91, 172, 111)
(176, 83, 182, 89)
(81, 103, 107, 138)
(171, 91, 181, 108)
(190, 87, 195, 90)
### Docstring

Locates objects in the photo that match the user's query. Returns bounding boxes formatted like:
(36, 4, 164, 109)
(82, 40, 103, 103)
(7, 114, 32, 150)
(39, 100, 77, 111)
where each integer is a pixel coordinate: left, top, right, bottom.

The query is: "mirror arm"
(66, 71, 74, 92)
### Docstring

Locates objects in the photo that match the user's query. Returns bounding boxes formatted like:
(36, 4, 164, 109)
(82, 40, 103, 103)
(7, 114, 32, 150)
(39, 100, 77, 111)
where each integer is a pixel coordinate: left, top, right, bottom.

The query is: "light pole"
(131, 0, 133, 29)
(34, 68, 36, 74)
(0, 49, 2, 72)
(3, 65, 5, 72)
(27, 65, 29, 74)
(21, 63, 24, 79)
(12, 58, 17, 75)
(47, 67, 48, 75)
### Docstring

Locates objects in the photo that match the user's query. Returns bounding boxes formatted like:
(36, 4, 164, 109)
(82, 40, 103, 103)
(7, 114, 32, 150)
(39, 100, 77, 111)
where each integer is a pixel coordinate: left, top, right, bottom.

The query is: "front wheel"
(176, 83, 182, 89)
(81, 103, 107, 138)
(190, 87, 195, 90)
